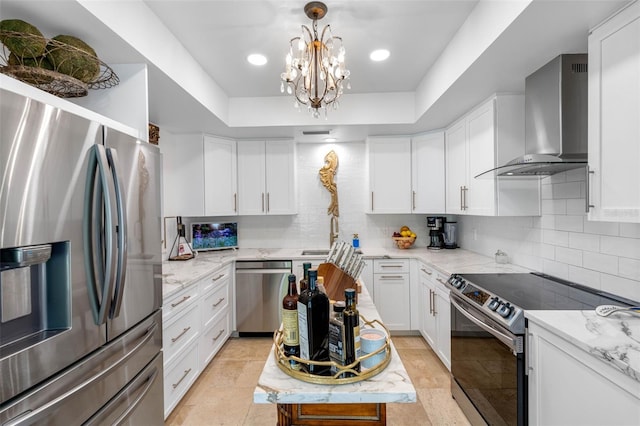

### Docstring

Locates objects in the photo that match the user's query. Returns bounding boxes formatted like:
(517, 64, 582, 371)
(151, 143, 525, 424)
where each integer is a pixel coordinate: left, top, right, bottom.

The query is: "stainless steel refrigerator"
(0, 87, 164, 424)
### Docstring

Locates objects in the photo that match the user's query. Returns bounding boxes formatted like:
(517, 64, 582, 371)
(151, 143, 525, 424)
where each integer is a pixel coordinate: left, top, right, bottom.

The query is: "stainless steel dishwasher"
(235, 260, 292, 336)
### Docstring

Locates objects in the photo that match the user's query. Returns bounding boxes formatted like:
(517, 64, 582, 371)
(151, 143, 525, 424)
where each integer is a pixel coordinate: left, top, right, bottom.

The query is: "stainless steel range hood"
(477, 54, 588, 178)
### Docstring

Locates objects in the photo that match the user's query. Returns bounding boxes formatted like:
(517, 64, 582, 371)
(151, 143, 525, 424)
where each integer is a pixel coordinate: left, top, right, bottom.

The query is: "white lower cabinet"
(372, 259, 410, 330)
(527, 318, 640, 425)
(418, 263, 451, 370)
(162, 263, 234, 419)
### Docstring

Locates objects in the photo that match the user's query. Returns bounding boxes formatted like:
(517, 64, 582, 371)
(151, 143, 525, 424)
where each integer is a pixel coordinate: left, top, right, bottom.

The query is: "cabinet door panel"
(466, 102, 496, 216)
(373, 274, 410, 330)
(237, 141, 266, 215)
(368, 137, 412, 213)
(588, 3, 640, 222)
(203, 136, 237, 216)
(162, 134, 204, 217)
(412, 132, 445, 213)
(445, 122, 466, 214)
(265, 140, 296, 214)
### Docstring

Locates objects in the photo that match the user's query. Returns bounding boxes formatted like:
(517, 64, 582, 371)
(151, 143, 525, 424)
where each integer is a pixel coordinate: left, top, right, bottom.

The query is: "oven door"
(449, 294, 526, 426)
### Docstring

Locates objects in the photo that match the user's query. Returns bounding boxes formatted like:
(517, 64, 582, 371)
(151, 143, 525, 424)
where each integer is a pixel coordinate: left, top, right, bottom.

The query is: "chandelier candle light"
(281, 1, 350, 118)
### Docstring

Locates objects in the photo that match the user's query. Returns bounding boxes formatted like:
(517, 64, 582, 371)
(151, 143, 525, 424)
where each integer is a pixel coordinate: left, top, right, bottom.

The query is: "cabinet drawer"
(199, 264, 233, 295)
(164, 340, 199, 419)
(200, 310, 231, 369)
(163, 285, 199, 320)
(373, 259, 409, 274)
(201, 279, 231, 329)
(163, 303, 200, 365)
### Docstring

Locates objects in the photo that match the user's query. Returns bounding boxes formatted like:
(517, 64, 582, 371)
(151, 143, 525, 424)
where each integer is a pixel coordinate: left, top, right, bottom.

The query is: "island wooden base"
(277, 402, 386, 425)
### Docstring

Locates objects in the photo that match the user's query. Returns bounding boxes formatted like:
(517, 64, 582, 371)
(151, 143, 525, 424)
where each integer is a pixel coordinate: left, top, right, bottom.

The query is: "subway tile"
(540, 215, 556, 230)
(555, 215, 584, 233)
(566, 199, 587, 215)
(619, 223, 640, 239)
(619, 258, 640, 281)
(542, 229, 569, 247)
(552, 181, 582, 199)
(599, 273, 640, 302)
(541, 199, 566, 215)
(545, 173, 567, 184)
(583, 219, 619, 236)
(542, 259, 569, 279)
(540, 243, 556, 260)
(541, 183, 553, 200)
(555, 247, 582, 267)
(568, 266, 601, 290)
(601, 236, 640, 260)
(568, 232, 600, 252)
(582, 251, 619, 275)
(565, 167, 587, 183)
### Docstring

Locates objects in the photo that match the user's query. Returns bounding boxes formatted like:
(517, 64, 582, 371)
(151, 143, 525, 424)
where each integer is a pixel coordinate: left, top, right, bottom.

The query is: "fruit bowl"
(392, 236, 416, 249)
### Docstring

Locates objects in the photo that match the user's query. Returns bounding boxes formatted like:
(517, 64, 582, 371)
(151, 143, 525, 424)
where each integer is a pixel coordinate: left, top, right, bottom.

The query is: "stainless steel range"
(445, 272, 636, 426)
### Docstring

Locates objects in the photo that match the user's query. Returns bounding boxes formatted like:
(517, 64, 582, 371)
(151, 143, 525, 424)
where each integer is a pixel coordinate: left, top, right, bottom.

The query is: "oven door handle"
(451, 297, 517, 351)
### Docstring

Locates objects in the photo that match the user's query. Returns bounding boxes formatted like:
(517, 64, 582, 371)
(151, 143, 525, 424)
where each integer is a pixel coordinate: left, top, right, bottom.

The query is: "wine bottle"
(343, 288, 361, 375)
(297, 269, 330, 375)
(282, 274, 300, 370)
(299, 262, 311, 293)
(328, 301, 346, 376)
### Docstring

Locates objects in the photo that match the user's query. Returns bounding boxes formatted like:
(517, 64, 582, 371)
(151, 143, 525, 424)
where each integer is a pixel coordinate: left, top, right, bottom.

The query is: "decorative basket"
(0, 30, 119, 98)
(273, 315, 391, 385)
(392, 236, 416, 249)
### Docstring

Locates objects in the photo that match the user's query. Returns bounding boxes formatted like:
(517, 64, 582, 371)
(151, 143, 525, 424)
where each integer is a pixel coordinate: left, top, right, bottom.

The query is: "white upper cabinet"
(411, 131, 446, 214)
(237, 140, 296, 215)
(588, 1, 640, 223)
(203, 136, 237, 216)
(162, 134, 205, 217)
(367, 136, 412, 213)
(445, 95, 541, 216)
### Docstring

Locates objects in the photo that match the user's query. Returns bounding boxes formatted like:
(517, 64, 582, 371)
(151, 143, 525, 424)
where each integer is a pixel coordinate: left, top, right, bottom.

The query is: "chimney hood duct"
(476, 54, 588, 178)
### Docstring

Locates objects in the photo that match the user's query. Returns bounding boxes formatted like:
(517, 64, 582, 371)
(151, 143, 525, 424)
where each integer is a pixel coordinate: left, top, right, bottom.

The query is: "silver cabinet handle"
(428, 289, 433, 314)
(585, 165, 595, 212)
(234, 193, 237, 212)
(211, 274, 225, 282)
(171, 326, 191, 343)
(212, 298, 225, 307)
(371, 191, 374, 211)
(172, 368, 192, 389)
(171, 295, 191, 308)
(432, 290, 437, 316)
(460, 186, 464, 211)
(267, 192, 270, 212)
(436, 277, 447, 285)
(212, 329, 225, 341)
(379, 275, 405, 280)
(420, 267, 432, 275)
(463, 186, 468, 210)
(412, 190, 416, 211)
(380, 264, 404, 268)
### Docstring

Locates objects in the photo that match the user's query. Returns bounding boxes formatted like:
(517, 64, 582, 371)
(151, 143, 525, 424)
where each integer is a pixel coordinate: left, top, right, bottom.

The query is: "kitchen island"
(253, 285, 416, 426)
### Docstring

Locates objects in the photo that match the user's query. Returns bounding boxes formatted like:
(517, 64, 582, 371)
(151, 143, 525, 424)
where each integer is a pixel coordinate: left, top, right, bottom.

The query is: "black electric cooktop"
(457, 272, 636, 311)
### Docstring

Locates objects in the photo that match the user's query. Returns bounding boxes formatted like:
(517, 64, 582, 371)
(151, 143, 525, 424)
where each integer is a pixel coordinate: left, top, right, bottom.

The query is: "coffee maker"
(426, 216, 445, 250)
(443, 221, 458, 249)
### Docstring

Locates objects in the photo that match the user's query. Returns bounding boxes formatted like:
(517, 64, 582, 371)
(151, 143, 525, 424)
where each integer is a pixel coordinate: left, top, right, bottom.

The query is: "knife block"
(316, 263, 358, 303)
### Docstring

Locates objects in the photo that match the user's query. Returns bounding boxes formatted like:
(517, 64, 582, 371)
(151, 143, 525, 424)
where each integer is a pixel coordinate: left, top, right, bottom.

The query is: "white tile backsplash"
(458, 170, 640, 302)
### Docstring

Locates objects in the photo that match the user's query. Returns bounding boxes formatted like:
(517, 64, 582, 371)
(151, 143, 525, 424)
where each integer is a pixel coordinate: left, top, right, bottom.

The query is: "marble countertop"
(161, 246, 529, 301)
(526, 310, 640, 383)
(253, 286, 417, 404)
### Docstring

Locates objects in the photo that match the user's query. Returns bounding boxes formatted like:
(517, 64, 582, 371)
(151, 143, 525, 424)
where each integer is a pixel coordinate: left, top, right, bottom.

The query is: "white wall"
(458, 168, 640, 302)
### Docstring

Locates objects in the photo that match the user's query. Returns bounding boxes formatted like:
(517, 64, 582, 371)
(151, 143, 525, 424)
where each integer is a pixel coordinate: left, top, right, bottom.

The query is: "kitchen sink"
(300, 249, 330, 256)
(300, 249, 363, 256)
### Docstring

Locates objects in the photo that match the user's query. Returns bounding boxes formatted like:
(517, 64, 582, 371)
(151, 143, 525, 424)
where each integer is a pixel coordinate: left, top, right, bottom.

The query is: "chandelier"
(280, 1, 350, 118)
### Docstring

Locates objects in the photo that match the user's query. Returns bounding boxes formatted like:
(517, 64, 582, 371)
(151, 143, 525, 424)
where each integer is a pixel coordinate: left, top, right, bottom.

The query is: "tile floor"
(165, 335, 470, 425)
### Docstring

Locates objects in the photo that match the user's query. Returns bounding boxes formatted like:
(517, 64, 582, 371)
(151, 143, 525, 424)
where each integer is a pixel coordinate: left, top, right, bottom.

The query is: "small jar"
(352, 233, 360, 248)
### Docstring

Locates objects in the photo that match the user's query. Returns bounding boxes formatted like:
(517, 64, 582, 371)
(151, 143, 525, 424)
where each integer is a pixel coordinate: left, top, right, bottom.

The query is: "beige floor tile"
(165, 336, 469, 426)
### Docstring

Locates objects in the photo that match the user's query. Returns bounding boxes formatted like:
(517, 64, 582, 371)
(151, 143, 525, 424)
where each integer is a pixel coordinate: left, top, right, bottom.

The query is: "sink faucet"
(330, 215, 339, 247)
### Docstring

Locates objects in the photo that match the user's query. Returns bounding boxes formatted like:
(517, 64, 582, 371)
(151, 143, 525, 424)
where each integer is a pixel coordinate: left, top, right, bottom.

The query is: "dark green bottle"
(343, 288, 361, 375)
(297, 269, 330, 375)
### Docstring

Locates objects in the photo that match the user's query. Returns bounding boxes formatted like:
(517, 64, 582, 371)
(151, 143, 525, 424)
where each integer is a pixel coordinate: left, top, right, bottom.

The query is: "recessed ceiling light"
(247, 54, 267, 66)
(370, 49, 390, 62)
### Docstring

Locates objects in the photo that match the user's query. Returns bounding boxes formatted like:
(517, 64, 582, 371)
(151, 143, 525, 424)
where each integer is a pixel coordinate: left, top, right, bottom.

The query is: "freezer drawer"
(0, 311, 162, 425)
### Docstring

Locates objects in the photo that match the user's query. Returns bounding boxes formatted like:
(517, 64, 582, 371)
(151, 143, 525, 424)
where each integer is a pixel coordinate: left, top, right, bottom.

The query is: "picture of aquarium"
(191, 222, 238, 251)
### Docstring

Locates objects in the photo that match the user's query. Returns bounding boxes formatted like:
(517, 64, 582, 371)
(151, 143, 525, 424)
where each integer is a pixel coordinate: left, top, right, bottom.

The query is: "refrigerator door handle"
(83, 144, 117, 325)
(1, 322, 158, 426)
(106, 147, 128, 319)
(83, 364, 160, 426)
